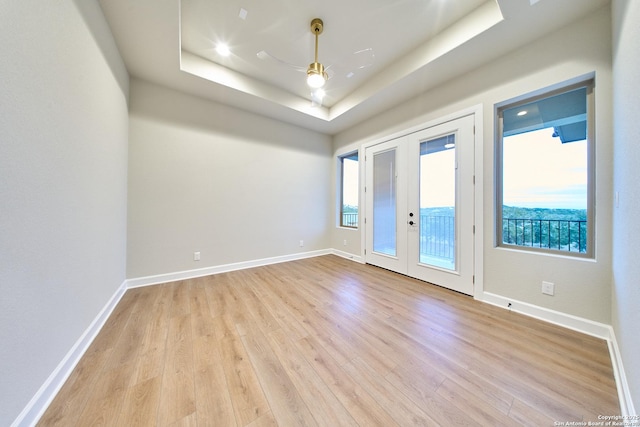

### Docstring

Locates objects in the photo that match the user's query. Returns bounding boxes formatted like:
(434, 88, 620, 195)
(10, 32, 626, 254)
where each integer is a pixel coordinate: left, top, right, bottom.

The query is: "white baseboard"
(12, 280, 127, 427)
(480, 291, 611, 339)
(126, 249, 332, 289)
(608, 328, 637, 416)
(479, 291, 635, 416)
(330, 248, 364, 264)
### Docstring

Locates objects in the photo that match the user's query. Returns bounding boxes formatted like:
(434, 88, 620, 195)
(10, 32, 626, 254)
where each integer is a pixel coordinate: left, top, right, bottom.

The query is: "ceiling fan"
(256, 18, 375, 106)
(306, 18, 328, 89)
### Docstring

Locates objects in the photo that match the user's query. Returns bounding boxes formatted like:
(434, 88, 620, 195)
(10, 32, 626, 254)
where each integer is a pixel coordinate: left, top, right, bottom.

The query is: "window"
(339, 152, 359, 228)
(496, 80, 594, 256)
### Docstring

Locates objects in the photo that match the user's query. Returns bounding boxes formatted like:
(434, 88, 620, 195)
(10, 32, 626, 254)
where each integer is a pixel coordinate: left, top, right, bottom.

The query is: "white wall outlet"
(194, 251, 201, 261)
(343, 239, 347, 246)
(299, 240, 304, 247)
(542, 281, 554, 296)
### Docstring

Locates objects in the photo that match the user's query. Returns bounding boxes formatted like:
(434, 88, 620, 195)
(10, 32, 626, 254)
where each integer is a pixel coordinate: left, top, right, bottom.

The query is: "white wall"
(0, 0, 129, 424)
(333, 6, 612, 323)
(612, 0, 640, 412)
(127, 80, 332, 279)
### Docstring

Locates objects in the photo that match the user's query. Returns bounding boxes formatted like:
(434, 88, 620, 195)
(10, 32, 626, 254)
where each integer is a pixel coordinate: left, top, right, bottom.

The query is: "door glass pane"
(420, 134, 456, 270)
(373, 149, 397, 256)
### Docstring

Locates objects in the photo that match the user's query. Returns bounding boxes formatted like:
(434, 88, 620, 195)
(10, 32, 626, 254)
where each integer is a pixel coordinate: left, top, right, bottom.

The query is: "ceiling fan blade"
(352, 48, 375, 70)
(256, 50, 306, 72)
(344, 48, 376, 78)
(324, 66, 335, 80)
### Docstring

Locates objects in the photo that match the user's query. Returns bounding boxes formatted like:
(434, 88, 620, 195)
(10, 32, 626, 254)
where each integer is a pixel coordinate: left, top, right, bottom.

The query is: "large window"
(339, 152, 359, 228)
(496, 80, 594, 256)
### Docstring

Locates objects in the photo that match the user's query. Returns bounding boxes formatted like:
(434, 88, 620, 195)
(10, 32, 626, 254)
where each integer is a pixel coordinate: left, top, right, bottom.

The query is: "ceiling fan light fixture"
(306, 18, 327, 89)
(307, 62, 327, 88)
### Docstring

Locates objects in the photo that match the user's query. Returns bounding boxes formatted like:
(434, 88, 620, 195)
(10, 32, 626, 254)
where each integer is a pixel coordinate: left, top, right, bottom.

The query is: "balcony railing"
(341, 212, 358, 228)
(502, 217, 587, 253)
(344, 212, 587, 255)
(420, 215, 455, 261)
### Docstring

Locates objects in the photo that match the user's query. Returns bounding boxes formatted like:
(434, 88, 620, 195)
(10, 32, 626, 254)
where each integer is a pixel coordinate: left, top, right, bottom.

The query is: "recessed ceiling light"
(517, 110, 527, 116)
(216, 44, 231, 57)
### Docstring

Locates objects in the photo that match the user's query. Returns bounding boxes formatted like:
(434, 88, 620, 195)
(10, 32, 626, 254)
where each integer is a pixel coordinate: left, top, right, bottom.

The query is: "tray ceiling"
(98, 0, 609, 134)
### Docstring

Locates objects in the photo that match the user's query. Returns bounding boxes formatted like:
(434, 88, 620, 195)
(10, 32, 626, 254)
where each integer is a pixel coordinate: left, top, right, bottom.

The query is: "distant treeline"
(420, 206, 586, 220)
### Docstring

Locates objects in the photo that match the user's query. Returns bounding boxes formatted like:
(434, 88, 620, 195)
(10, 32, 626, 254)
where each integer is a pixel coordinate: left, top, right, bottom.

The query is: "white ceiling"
(98, 0, 608, 135)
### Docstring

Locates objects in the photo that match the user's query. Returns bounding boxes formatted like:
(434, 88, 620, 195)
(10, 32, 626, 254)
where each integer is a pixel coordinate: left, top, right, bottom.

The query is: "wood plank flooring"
(38, 255, 619, 426)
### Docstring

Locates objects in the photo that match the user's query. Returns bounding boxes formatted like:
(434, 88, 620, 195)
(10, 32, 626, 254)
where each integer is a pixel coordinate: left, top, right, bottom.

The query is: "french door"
(365, 115, 475, 295)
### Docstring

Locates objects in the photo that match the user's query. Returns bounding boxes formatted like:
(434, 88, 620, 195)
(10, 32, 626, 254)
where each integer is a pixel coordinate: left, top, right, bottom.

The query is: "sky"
(503, 127, 587, 209)
(420, 148, 455, 208)
(344, 125, 587, 211)
(343, 148, 457, 209)
(342, 157, 359, 206)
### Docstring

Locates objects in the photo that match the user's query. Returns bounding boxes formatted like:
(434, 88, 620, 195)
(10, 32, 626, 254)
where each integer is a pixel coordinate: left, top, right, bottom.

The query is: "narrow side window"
(339, 152, 359, 228)
(496, 80, 594, 257)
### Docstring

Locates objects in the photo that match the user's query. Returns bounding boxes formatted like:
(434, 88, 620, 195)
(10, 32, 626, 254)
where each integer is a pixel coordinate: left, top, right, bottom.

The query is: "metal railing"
(502, 218, 587, 253)
(420, 215, 455, 261)
(341, 212, 358, 228)
(344, 212, 586, 255)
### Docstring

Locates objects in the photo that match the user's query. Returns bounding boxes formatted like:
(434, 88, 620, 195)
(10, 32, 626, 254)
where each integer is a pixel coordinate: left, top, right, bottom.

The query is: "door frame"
(360, 105, 484, 299)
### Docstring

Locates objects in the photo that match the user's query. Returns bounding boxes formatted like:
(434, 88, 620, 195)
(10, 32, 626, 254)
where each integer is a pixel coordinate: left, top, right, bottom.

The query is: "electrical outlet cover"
(542, 281, 554, 295)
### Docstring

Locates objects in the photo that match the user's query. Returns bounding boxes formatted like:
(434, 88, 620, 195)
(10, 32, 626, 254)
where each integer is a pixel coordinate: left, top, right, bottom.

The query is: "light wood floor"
(38, 255, 619, 426)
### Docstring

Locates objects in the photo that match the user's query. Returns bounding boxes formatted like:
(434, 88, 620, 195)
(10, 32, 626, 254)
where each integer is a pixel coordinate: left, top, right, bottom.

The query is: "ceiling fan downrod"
(307, 18, 328, 89)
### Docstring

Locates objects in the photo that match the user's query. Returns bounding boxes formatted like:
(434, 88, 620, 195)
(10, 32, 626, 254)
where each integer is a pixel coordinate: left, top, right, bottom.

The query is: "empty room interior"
(1, 0, 639, 425)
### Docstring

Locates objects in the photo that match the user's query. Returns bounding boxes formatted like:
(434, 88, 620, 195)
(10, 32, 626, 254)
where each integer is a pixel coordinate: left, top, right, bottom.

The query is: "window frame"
(339, 151, 359, 229)
(495, 79, 595, 258)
